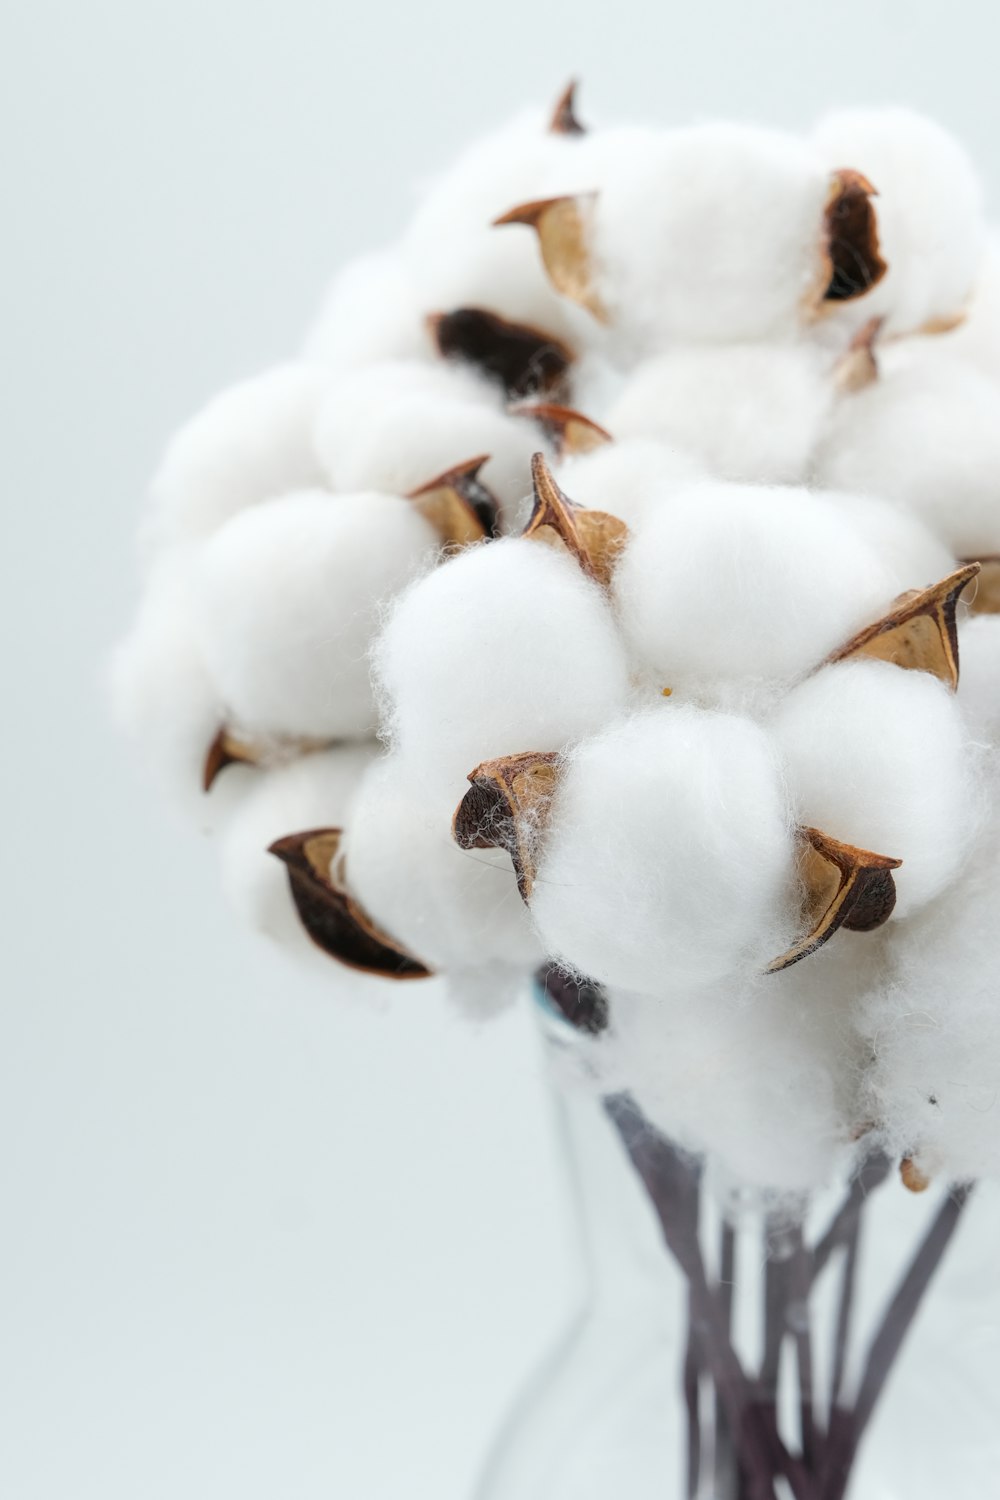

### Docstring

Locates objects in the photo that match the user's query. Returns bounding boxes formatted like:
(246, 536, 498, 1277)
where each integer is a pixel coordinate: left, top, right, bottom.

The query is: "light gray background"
(4, 2, 1000, 1496)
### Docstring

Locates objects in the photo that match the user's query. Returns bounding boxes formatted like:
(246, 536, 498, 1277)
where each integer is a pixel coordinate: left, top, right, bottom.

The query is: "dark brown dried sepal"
(900, 1156, 931, 1193)
(549, 79, 586, 136)
(268, 828, 432, 979)
(509, 401, 612, 457)
(959, 555, 1000, 615)
(767, 826, 902, 974)
(452, 751, 560, 902)
(821, 168, 888, 305)
(494, 194, 607, 322)
(408, 455, 500, 546)
(835, 315, 884, 393)
(535, 961, 609, 1034)
(524, 453, 628, 588)
(203, 727, 260, 791)
(826, 564, 980, 689)
(428, 307, 572, 399)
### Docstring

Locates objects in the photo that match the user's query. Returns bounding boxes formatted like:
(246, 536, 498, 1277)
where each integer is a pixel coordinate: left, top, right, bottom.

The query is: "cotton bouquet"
(114, 85, 1000, 1497)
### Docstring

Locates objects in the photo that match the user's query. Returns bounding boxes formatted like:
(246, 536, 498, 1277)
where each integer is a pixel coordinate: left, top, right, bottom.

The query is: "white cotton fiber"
(607, 345, 833, 484)
(144, 363, 329, 551)
(811, 107, 986, 336)
(313, 360, 540, 527)
(529, 705, 795, 994)
(941, 230, 1000, 382)
(220, 744, 375, 952)
(555, 437, 702, 530)
(814, 344, 1000, 558)
(195, 489, 438, 741)
(587, 124, 834, 350)
(820, 490, 956, 591)
(302, 248, 432, 372)
(771, 660, 976, 917)
(857, 829, 1000, 1182)
(342, 754, 543, 977)
(612, 480, 898, 706)
(110, 549, 225, 817)
(375, 537, 632, 799)
(956, 614, 1000, 746)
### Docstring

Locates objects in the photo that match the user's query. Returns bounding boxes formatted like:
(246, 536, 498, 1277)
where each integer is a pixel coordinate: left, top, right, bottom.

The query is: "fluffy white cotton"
(220, 744, 375, 952)
(613, 480, 897, 706)
(811, 107, 986, 336)
(814, 344, 1000, 558)
(313, 360, 540, 527)
(607, 345, 833, 484)
(555, 437, 702, 530)
(375, 537, 632, 799)
(144, 364, 329, 551)
(110, 550, 226, 817)
(941, 231, 1000, 381)
(588, 124, 834, 350)
(771, 660, 976, 917)
(530, 705, 795, 994)
(858, 826, 1000, 1182)
(821, 490, 956, 591)
(195, 490, 439, 741)
(342, 754, 543, 978)
(302, 248, 432, 372)
(956, 614, 1000, 746)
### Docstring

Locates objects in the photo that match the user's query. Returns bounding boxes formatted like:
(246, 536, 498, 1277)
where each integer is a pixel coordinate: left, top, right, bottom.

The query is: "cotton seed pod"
(497, 124, 884, 353)
(430, 308, 574, 402)
(528, 705, 796, 994)
(555, 436, 703, 532)
(195, 489, 439, 742)
(612, 480, 899, 706)
(814, 344, 1000, 559)
(522, 453, 628, 587)
(341, 755, 543, 975)
(811, 107, 986, 337)
(219, 744, 376, 955)
(374, 534, 632, 801)
(302, 247, 433, 373)
(606, 344, 835, 484)
(770, 659, 975, 918)
(825, 564, 978, 691)
(313, 359, 540, 527)
(144, 363, 329, 551)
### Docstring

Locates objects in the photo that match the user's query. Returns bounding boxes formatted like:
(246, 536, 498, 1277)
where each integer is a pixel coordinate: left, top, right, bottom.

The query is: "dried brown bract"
(428, 306, 572, 398)
(549, 79, 586, 136)
(202, 727, 330, 792)
(535, 961, 609, 1034)
(826, 563, 979, 689)
(523, 452, 628, 587)
(268, 827, 432, 978)
(494, 194, 608, 322)
(509, 401, 612, 457)
(452, 751, 560, 901)
(767, 826, 902, 973)
(818, 168, 888, 307)
(959, 555, 1000, 614)
(835, 315, 884, 393)
(408, 456, 500, 547)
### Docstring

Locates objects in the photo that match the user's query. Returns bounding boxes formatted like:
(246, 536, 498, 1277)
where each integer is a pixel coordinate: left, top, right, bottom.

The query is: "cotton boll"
(941, 231, 1000, 382)
(771, 660, 976, 917)
(111, 550, 227, 820)
(530, 705, 795, 995)
(302, 248, 432, 372)
(607, 345, 833, 484)
(811, 107, 985, 336)
(814, 345, 1000, 557)
(375, 537, 632, 801)
(220, 744, 375, 954)
(821, 490, 956, 591)
(613, 480, 898, 706)
(342, 754, 542, 979)
(588, 125, 834, 351)
(956, 614, 1000, 746)
(195, 490, 439, 742)
(314, 362, 540, 527)
(144, 364, 329, 551)
(555, 438, 702, 531)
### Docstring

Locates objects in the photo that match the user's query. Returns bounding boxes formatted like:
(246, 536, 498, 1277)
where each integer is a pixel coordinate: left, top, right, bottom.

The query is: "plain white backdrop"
(4, 1, 1000, 1496)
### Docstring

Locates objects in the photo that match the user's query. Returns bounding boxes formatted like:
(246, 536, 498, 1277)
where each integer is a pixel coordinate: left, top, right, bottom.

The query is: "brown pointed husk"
(452, 752, 560, 901)
(408, 455, 500, 546)
(767, 827, 902, 973)
(825, 564, 979, 689)
(428, 306, 572, 398)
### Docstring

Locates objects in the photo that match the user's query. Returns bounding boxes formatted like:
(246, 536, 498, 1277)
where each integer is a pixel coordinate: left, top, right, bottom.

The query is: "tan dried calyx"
(268, 827, 432, 979)
(959, 555, 1000, 615)
(452, 752, 560, 901)
(825, 563, 979, 689)
(807, 168, 888, 315)
(408, 456, 500, 547)
(834, 315, 884, 393)
(523, 452, 628, 587)
(767, 827, 902, 973)
(549, 79, 586, 136)
(494, 194, 608, 322)
(509, 401, 611, 458)
(202, 727, 330, 793)
(428, 307, 572, 399)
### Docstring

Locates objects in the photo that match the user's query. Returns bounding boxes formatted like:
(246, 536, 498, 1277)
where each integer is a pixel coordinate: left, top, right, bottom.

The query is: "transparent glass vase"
(474, 981, 991, 1500)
